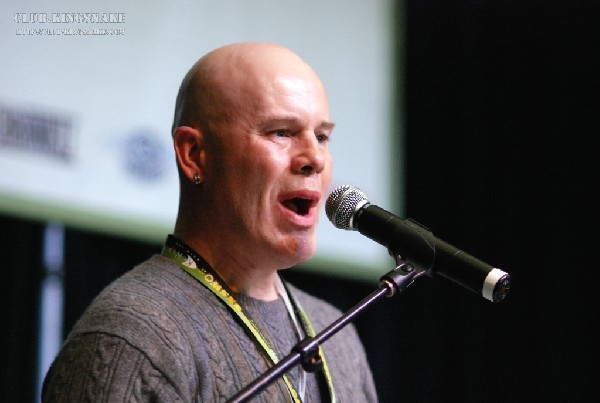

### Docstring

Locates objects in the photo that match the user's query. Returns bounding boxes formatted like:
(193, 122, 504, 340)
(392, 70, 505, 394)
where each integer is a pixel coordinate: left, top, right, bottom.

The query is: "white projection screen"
(0, 0, 401, 281)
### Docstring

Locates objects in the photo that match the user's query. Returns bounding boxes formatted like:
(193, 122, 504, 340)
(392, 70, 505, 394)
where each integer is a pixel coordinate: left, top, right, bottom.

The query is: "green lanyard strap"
(162, 236, 336, 403)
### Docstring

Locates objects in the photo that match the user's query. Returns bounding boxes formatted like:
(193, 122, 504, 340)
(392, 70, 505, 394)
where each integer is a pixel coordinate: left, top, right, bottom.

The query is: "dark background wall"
(1, 1, 597, 402)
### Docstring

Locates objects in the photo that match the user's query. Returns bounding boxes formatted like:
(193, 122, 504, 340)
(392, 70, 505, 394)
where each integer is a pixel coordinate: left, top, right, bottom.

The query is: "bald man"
(42, 42, 378, 402)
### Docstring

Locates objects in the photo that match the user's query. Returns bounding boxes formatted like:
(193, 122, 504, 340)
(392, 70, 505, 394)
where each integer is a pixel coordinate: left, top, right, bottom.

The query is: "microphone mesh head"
(325, 185, 369, 230)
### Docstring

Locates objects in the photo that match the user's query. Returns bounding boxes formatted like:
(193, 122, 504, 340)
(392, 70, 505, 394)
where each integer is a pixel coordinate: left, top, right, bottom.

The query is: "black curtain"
(62, 229, 162, 333)
(389, 0, 596, 401)
(0, 215, 44, 403)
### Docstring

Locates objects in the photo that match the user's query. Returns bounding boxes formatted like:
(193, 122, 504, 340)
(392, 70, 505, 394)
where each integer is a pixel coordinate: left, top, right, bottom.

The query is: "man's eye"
(272, 129, 288, 137)
(316, 133, 329, 143)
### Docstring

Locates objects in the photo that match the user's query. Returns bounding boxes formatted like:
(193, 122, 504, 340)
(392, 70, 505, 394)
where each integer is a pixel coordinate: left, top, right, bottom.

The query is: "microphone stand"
(227, 255, 424, 403)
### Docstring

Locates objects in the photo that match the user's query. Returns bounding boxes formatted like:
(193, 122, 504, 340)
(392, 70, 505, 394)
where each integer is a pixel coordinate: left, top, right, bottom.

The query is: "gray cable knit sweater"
(42, 254, 378, 402)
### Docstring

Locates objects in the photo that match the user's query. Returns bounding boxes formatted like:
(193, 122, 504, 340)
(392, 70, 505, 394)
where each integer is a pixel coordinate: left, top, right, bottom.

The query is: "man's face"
(203, 70, 333, 270)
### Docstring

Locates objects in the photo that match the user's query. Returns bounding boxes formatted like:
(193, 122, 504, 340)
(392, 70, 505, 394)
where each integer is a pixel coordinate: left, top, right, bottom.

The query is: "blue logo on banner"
(123, 130, 166, 181)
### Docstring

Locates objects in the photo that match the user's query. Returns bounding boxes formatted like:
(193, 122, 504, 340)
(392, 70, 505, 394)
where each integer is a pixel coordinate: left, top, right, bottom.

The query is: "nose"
(292, 132, 327, 175)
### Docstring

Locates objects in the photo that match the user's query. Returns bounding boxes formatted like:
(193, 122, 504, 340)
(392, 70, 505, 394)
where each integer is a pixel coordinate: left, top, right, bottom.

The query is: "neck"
(213, 261, 281, 301)
(172, 231, 281, 301)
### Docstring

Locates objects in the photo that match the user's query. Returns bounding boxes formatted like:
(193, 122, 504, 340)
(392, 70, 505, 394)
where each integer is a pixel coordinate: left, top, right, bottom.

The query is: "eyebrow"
(258, 116, 336, 132)
(318, 120, 336, 132)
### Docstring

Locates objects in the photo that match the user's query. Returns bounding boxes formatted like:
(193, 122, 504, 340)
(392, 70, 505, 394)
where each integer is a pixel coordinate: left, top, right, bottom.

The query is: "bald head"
(171, 42, 326, 135)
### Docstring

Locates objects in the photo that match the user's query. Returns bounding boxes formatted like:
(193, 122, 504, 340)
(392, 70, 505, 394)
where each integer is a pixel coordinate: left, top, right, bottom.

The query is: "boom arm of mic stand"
(226, 258, 422, 403)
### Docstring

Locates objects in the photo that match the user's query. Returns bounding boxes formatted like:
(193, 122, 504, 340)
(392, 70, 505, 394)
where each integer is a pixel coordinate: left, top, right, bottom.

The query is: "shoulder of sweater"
(87, 254, 219, 311)
(67, 254, 230, 355)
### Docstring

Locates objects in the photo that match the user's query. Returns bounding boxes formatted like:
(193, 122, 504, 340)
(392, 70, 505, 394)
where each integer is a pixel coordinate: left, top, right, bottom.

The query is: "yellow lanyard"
(162, 236, 336, 403)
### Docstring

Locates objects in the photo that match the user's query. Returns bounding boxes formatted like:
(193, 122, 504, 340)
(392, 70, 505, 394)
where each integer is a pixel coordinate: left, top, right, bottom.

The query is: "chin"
(293, 238, 317, 265)
(276, 235, 316, 266)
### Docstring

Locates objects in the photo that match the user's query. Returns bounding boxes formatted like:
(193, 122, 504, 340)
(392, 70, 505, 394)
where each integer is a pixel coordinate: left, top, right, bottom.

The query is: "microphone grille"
(325, 185, 369, 230)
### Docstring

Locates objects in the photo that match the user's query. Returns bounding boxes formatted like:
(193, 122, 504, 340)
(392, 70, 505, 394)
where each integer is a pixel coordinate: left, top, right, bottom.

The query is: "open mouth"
(282, 197, 313, 216)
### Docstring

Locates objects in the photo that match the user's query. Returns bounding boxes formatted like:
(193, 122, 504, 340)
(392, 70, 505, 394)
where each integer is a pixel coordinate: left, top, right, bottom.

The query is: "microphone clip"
(380, 253, 426, 297)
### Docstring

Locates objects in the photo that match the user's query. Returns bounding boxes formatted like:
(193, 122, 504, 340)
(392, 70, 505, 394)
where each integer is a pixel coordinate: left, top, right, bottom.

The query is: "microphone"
(325, 185, 511, 302)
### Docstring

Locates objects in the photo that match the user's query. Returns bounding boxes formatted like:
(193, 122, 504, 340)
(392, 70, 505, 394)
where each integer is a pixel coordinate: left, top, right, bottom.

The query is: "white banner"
(0, 0, 398, 279)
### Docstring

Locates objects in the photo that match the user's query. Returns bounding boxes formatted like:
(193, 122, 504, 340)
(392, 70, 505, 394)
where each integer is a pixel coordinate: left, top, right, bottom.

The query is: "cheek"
(237, 159, 278, 194)
(320, 155, 333, 191)
(232, 155, 284, 211)
(243, 151, 289, 187)
(324, 156, 333, 182)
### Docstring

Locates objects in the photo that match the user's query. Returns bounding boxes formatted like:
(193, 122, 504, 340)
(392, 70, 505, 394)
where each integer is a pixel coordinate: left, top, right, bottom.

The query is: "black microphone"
(325, 185, 511, 302)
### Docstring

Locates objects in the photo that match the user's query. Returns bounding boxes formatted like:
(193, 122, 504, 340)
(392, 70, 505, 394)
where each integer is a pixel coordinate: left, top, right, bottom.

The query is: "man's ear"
(173, 126, 206, 183)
